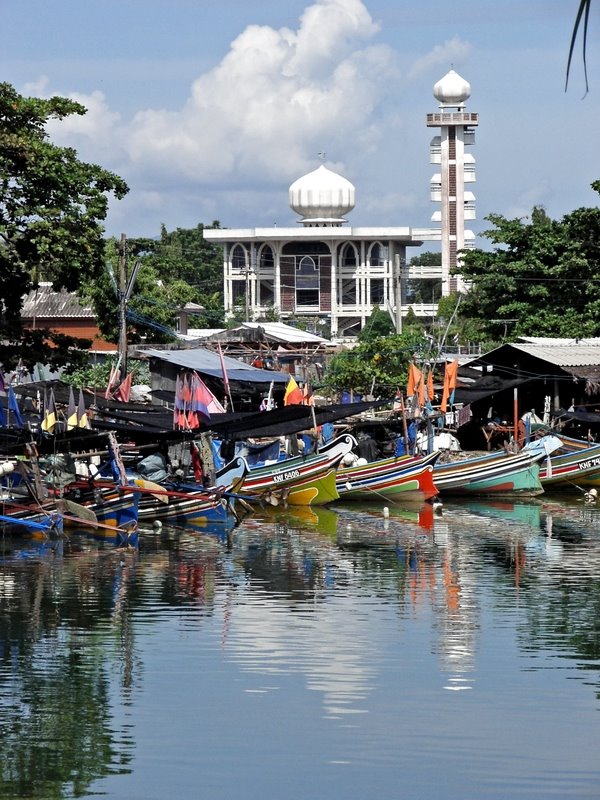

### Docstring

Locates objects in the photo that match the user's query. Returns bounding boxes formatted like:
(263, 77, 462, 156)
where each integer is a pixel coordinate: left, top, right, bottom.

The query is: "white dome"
(433, 69, 471, 108)
(289, 165, 355, 226)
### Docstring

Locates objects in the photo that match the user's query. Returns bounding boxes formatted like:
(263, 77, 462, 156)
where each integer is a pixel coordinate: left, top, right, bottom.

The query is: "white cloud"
(125, 0, 395, 186)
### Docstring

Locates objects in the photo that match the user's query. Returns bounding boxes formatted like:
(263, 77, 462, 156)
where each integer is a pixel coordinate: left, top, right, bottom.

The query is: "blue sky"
(2, 0, 599, 242)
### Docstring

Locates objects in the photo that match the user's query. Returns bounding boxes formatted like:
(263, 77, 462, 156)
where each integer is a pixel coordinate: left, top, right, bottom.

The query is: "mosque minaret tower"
(427, 68, 478, 294)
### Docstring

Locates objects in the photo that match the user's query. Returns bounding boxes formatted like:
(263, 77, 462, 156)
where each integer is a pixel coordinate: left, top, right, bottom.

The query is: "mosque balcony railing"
(407, 264, 442, 279)
(426, 112, 479, 127)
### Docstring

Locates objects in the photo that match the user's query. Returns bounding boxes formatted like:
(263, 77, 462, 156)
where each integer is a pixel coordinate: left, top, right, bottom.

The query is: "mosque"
(203, 68, 478, 338)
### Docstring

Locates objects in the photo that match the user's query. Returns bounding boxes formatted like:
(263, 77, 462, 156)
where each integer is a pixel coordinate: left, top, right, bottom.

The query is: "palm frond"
(565, 0, 591, 94)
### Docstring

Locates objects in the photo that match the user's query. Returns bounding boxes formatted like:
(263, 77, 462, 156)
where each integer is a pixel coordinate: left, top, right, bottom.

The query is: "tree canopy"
(0, 82, 128, 369)
(324, 330, 434, 396)
(457, 182, 600, 341)
(83, 224, 225, 344)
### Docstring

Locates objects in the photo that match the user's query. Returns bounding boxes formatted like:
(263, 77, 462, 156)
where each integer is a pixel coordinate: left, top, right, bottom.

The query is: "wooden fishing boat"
(129, 454, 249, 526)
(235, 434, 355, 506)
(336, 451, 439, 502)
(432, 435, 563, 497)
(535, 434, 600, 488)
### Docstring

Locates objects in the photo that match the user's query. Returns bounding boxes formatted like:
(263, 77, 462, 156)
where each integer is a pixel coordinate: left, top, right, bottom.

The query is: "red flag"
(115, 372, 133, 403)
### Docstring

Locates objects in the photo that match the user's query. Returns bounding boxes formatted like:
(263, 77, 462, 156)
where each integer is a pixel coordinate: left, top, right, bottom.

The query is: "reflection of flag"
(41, 389, 56, 433)
(0, 369, 5, 393)
(0, 400, 6, 428)
(284, 376, 303, 406)
(67, 387, 78, 430)
(8, 386, 24, 428)
(78, 389, 89, 429)
(441, 359, 459, 413)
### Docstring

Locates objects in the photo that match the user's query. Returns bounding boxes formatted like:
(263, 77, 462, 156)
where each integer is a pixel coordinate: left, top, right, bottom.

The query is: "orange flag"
(407, 363, 424, 406)
(440, 360, 458, 413)
(426, 371, 434, 402)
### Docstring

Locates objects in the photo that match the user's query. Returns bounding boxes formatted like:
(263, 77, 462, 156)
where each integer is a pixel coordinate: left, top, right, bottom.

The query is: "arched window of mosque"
(231, 244, 247, 271)
(259, 245, 274, 271)
(368, 242, 388, 266)
(296, 256, 319, 308)
(341, 243, 358, 269)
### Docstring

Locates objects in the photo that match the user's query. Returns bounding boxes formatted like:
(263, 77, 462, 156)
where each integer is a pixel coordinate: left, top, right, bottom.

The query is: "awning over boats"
(142, 347, 289, 384)
(453, 375, 534, 405)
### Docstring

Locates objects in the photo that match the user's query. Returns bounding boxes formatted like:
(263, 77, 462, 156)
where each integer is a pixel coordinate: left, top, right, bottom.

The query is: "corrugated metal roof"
(21, 283, 94, 319)
(239, 322, 329, 344)
(143, 347, 289, 383)
(518, 336, 600, 346)
(510, 343, 600, 367)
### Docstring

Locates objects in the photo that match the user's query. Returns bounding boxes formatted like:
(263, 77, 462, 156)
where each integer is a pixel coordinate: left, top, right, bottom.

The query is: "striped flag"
(66, 386, 78, 430)
(284, 376, 303, 406)
(41, 389, 56, 433)
(77, 388, 90, 429)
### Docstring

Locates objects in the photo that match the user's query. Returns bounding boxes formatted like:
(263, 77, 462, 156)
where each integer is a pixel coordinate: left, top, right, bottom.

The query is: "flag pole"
(217, 341, 234, 412)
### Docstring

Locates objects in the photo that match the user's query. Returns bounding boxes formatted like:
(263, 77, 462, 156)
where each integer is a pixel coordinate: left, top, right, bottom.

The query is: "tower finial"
(318, 150, 326, 162)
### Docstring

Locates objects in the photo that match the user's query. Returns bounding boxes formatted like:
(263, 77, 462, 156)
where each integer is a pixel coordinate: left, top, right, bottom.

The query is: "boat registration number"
(579, 457, 600, 470)
(273, 469, 301, 483)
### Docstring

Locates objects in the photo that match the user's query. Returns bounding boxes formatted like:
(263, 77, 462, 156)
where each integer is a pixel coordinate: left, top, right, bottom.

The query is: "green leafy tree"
(84, 224, 225, 343)
(358, 305, 395, 342)
(324, 331, 431, 395)
(408, 251, 442, 303)
(0, 82, 128, 369)
(457, 185, 600, 340)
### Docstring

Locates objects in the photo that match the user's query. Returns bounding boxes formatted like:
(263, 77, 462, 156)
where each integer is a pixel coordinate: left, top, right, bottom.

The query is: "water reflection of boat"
(335, 501, 435, 531)
(450, 499, 542, 527)
(255, 504, 340, 537)
(0, 532, 65, 562)
(68, 524, 139, 548)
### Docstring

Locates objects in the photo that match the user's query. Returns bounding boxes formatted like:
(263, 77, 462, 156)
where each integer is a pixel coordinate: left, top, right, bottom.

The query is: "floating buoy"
(383, 507, 390, 518)
(152, 519, 163, 530)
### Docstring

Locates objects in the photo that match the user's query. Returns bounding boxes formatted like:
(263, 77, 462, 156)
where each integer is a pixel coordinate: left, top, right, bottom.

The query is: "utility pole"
(394, 253, 403, 334)
(118, 233, 128, 376)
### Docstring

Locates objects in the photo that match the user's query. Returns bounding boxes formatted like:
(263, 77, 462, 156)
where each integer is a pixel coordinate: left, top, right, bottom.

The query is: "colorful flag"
(77, 388, 89, 429)
(8, 386, 24, 428)
(0, 400, 6, 428)
(284, 376, 303, 406)
(441, 359, 459, 413)
(66, 387, 78, 430)
(41, 389, 56, 433)
(191, 373, 213, 423)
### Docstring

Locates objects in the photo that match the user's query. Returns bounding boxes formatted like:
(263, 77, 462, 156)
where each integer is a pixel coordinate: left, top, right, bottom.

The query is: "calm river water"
(1, 494, 600, 799)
